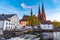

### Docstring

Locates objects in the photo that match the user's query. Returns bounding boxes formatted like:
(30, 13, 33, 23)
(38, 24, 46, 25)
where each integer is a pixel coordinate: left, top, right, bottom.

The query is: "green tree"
(52, 21, 60, 27)
(27, 15, 40, 26)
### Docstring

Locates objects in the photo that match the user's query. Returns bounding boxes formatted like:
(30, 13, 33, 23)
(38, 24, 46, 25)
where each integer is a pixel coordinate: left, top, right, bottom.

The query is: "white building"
(40, 21, 53, 30)
(0, 14, 19, 31)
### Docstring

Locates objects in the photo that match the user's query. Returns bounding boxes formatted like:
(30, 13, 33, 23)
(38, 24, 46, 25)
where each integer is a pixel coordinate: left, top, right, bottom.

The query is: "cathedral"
(38, 3, 46, 22)
(20, 3, 51, 26)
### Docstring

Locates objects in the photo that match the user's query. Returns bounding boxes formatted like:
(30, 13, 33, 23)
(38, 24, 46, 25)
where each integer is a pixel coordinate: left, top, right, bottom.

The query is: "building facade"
(38, 3, 46, 22)
(40, 21, 53, 31)
(19, 15, 29, 26)
(0, 14, 19, 31)
(20, 19, 27, 26)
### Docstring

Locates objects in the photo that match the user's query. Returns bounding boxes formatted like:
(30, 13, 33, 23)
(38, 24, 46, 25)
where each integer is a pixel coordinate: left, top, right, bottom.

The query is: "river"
(1, 32, 60, 40)
(0, 34, 40, 40)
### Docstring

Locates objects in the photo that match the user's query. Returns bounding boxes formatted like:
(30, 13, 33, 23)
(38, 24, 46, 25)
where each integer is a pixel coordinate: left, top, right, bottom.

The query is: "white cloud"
(0, 6, 24, 14)
(21, 3, 32, 9)
(45, 0, 59, 3)
(52, 0, 58, 2)
(52, 0, 59, 3)
(47, 13, 60, 22)
(46, 8, 60, 22)
(0, 6, 25, 19)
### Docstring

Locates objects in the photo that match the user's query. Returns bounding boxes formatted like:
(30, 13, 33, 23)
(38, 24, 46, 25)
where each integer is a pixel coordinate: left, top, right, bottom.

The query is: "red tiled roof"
(20, 15, 29, 22)
(41, 20, 52, 24)
(23, 15, 29, 21)
(20, 19, 27, 21)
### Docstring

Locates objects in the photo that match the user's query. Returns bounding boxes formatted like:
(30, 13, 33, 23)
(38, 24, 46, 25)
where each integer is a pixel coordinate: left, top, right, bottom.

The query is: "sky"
(0, 0, 60, 21)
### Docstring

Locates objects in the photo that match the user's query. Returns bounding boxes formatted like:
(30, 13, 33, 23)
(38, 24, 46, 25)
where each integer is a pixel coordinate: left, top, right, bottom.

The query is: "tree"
(27, 15, 40, 26)
(52, 21, 60, 27)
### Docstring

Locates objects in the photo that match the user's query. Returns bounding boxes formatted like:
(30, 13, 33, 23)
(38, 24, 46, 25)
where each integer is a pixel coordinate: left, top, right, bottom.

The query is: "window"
(48, 26, 49, 28)
(11, 27, 12, 29)
(9, 23, 10, 25)
(5, 26, 7, 30)
(9, 26, 10, 28)
(6, 26, 7, 29)
(44, 26, 45, 28)
(11, 24, 12, 25)
(14, 24, 15, 25)
(6, 22, 8, 25)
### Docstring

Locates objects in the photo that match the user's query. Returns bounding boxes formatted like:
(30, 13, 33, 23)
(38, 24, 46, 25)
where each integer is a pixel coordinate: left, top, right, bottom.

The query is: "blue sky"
(0, 0, 60, 21)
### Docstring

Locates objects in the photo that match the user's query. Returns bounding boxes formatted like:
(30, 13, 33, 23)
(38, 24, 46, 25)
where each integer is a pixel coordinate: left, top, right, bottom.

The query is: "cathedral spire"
(42, 2, 45, 13)
(38, 5, 41, 14)
(31, 8, 33, 16)
(42, 1, 46, 21)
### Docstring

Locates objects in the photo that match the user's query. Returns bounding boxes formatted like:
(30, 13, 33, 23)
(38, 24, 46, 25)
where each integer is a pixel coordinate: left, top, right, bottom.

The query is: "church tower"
(42, 3, 46, 21)
(38, 5, 42, 21)
(31, 8, 33, 16)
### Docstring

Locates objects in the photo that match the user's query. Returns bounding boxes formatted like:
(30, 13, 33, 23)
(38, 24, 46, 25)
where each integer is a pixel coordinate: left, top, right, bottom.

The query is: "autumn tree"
(52, 21, 60, 27)
(27, 8, 41, 26)
(27, 15, 40, 26)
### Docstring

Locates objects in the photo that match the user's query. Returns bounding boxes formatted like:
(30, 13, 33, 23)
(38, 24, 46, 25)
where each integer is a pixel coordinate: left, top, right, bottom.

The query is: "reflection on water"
(0, 34, 40, 40)
(1, 32, 60, 40)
